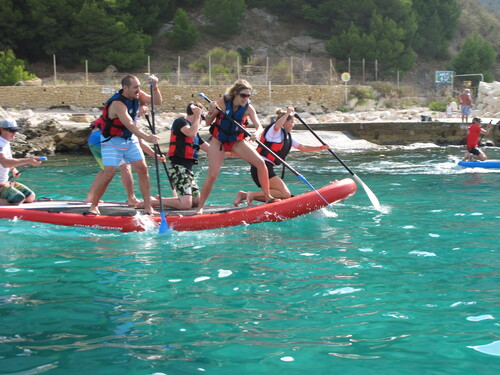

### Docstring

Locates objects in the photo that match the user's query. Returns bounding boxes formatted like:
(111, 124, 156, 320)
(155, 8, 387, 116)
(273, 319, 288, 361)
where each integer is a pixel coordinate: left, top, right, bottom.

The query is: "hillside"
(149, 0, 500, 81)
(29, 0, 500, 81)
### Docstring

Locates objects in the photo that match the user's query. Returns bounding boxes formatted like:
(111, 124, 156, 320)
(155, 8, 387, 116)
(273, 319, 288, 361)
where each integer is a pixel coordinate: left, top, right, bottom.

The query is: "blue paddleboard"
(458, 160, 500, 169)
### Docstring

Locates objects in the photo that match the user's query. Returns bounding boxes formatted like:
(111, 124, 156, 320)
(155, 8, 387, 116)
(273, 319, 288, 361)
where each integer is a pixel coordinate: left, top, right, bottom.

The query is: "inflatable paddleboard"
(457, 160, 500, 169)
(0, 178, 356, 232)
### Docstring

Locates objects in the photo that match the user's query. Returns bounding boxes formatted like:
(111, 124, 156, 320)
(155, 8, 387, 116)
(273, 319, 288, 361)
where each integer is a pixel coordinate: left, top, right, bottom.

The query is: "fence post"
(290, 57, 294, 85)
(85, 60, 88, 86)
(53, 55, 57, 86)
(177, 56, 180, 86)
(265, 57, 269, 85)
(375, 59, 378, 81)
(348, 58, 351, 74)
(209, 55, 212, 86)
(362, 58, 365, 84)
(237, 56, 240, 80)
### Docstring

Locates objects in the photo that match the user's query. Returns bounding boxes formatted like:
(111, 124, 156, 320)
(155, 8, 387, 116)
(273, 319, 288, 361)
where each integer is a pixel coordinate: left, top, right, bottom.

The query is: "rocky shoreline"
(1, 102, 498, 157)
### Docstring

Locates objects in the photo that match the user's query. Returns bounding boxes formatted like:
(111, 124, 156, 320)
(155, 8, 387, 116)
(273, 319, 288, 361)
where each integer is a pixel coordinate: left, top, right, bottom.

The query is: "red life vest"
(168, 118, 202, 162)
(210, 96, 248, 145)
(256, 123, 292, 165)
(91, 90, 137, 139)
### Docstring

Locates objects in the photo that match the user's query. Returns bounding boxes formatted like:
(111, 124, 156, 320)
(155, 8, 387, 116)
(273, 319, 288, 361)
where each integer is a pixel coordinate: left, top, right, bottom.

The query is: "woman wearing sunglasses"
(233, 106, 329, 206)
(197, 79, 276, 214)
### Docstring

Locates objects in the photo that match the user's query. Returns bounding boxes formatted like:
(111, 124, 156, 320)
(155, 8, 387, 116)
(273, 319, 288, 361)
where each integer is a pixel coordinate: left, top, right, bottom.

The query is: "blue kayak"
(458, 160, 500, 169)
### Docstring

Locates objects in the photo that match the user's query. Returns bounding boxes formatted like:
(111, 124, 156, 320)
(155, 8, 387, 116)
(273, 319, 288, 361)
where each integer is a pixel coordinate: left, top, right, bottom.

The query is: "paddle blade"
(158, 211, 169, 234)
(353, 174, 382, 211)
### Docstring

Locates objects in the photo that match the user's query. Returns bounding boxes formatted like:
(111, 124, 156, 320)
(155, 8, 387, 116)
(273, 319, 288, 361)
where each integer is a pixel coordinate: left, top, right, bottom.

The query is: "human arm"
(181, 106, 205, 139)
(0, 154, 42, 169)
(138, 138, 166, 162)
(273, 106, 295, 132)
(138, 75, 162, 106)
(246, 104, 263, 140)
(297, 144, 330, 152)
(109, 101, 159, 144)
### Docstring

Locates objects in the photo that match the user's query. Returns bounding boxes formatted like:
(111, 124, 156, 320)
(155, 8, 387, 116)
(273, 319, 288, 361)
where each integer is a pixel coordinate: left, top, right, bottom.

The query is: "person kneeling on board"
(462, 117, 492, 162)
(233, 106, 330, 206)
(139, 102, 209, 210)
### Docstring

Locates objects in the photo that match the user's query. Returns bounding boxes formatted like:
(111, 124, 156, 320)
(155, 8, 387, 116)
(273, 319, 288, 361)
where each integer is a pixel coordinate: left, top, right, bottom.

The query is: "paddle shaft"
(144, 114, 176, 193)
(149, 82, 167, 232)
(294, 113, 382, 211)
(294, 114, 358, 175)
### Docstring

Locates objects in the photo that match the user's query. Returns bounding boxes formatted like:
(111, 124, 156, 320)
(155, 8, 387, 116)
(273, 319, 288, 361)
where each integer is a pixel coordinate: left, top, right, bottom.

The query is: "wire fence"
(30, 55, 457, 100)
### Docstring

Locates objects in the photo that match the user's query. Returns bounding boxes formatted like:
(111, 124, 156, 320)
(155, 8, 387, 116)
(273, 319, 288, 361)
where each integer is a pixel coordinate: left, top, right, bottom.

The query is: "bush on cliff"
(0, 49, 36, 86)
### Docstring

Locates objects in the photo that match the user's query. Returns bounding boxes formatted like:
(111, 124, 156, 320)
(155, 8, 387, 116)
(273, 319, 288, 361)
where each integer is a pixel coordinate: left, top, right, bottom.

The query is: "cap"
(473, 117, 481, 123)
(0, 118, 21, 131)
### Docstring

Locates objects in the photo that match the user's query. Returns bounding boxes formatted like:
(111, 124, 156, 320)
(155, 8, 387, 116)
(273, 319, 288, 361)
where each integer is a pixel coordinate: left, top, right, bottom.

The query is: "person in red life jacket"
(462, 117, 492, 162)
(0, 118, 43, 205)
(233, 107, 330, 206)
(85, 104, 162, 206)
(140, 102, 210, 210)
(86, 75, 161, 216)
(196, 79, 276, 214)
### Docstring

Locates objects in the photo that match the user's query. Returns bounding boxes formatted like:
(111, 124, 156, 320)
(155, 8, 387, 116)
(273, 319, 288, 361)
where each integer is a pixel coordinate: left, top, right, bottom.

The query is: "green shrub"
(0, 49, 36, 86)
(350, 86, 374, 100)
(428, 101, 447, 112)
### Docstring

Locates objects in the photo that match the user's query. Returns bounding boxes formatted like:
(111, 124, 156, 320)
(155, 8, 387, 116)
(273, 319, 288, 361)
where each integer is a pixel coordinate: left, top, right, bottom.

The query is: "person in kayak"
(196, 79, 276, 214)
(0, 118, 43, 205)
(233, 106, 329, 206)
(462, 117, 492, 162)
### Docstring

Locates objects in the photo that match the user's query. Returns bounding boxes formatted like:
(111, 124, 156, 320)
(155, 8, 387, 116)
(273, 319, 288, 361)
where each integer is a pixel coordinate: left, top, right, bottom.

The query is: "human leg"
(197, 138, 226, 214)
(89, 166, 116, 214)
(119, 163, 139, 206)
(130, 159, 157, 215)
(232, 141, 275, 202)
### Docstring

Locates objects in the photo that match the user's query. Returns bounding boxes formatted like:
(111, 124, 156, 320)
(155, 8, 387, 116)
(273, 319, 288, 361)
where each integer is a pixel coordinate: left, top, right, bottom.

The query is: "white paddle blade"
(353, 174, 382, 212)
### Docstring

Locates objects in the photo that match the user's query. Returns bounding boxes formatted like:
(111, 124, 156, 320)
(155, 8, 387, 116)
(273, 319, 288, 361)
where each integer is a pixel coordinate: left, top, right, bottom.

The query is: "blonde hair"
(227, 79, 252, 101)
(275, 108, 293, 122)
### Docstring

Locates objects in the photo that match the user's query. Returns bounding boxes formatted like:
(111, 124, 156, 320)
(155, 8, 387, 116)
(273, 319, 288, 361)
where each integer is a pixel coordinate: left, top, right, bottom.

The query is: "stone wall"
(0, 84, 348, 112)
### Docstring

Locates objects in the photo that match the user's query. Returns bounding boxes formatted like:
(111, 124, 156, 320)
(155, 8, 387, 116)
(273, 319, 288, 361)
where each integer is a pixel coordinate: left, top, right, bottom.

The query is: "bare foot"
(196, 207, 204, 215)
(126, 197, 141, 207)
(233, 191, 247, 206)
(143, 208, 159, 216)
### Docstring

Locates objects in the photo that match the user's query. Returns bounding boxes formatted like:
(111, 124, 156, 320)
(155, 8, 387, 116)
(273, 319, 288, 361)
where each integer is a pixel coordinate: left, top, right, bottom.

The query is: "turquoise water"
(1, 147, 499, 375)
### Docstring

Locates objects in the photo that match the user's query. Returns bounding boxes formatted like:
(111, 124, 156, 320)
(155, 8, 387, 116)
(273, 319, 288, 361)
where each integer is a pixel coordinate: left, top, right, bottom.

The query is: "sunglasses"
(7, 129, 18, 133)
(239, 93, 251, 98)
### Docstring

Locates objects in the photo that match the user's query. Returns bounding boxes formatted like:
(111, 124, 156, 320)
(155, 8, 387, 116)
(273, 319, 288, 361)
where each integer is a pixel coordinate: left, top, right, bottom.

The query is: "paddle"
(294, 113, 382, 211)
(149, 81, 168, 233)
(144, 113, 177, 197)
(198, 93, 332, 206)
(9, 156, 47, 181)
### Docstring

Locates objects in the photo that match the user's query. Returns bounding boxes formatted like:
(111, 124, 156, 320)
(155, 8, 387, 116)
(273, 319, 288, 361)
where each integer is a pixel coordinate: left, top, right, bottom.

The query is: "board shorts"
(89, 131, 128, 169)
(100, 135, 144, 167)
(250, 160, 277, 188)
(461, 105, 471, 116)
(467, 147, 480, 156)
(0, 182, 34, 204)
(171, 164, 199, 197)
